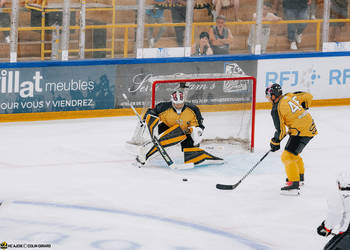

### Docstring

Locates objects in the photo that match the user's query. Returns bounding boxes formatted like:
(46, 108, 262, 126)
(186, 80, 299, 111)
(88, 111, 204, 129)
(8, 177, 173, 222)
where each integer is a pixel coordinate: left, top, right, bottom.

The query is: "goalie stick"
(122, 93, 194, 170)
(216, 150, 271, 190)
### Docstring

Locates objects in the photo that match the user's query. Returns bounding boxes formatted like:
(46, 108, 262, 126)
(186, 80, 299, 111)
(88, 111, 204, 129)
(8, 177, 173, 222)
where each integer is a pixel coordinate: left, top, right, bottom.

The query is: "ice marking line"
(13, 200, 271, 250)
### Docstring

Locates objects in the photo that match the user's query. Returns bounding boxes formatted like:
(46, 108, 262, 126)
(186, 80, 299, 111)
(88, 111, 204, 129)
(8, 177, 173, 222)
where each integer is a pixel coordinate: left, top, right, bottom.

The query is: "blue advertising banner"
(0, 65, 115, 114)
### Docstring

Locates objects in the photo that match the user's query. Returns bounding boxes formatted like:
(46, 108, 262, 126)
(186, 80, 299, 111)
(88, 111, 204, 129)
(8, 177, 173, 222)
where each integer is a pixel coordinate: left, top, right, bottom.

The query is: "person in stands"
(208, 15, 233, 55)
(191, 31, 214, 56)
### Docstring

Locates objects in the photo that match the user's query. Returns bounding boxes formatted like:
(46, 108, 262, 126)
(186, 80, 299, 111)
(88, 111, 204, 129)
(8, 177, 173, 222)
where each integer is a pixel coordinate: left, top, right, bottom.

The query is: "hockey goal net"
(142, 73, 256, 152)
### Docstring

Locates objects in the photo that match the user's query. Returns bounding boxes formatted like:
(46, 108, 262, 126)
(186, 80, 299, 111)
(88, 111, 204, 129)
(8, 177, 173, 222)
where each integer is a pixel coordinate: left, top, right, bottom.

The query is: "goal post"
(143, 73, 256, 152)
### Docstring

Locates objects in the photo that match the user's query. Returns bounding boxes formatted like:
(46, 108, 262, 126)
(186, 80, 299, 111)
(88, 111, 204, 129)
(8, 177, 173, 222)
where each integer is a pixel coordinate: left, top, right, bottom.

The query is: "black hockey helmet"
(265, 83, 282, 98)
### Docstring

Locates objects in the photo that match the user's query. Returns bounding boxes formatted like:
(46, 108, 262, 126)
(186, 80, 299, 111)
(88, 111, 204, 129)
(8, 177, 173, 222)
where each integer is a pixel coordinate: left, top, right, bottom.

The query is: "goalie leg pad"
(137, 140, 154, 164)
(145, 114, 160, 138)
(184, 147, 224, 166)
(144, 124, 187, 161)
(127, 122, 146, 146)
(158, 124, 187, 147)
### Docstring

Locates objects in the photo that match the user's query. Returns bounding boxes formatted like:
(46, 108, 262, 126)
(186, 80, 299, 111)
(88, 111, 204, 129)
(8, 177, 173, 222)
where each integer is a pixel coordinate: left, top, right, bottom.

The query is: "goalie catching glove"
(190, 126, 203, 146)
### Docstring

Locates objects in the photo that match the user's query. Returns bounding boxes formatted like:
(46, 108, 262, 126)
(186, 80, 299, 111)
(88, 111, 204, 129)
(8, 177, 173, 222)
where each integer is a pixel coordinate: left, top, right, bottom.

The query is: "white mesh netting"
(141, 73, 256, 152)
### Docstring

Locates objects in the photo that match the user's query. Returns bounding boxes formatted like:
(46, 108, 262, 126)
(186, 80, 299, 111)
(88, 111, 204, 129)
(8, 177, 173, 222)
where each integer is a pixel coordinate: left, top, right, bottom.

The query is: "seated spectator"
(329, 0, 348, 42)
(146, 0, 166, 48)
(282, 0, 310, 50)
(247, 2, 281, 54)
(0, 0, 10, 43)
(191, 31, 214, 56)
(211, 0, 240, 21)
(208, 15, 233, 54)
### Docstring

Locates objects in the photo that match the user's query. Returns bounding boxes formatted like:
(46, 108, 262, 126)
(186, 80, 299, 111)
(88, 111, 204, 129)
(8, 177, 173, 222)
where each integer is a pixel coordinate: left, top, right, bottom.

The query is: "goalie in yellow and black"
(132, 86, 223, 167)
(265, 83, 317, 195)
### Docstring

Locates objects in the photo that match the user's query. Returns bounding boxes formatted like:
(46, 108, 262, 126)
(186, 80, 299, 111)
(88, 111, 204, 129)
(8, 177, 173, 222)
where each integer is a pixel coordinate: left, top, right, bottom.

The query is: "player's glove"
(270, 138, 280, 152)
(317, 221, 331, 237)
(301, 102, 309, 110)
(191, 126, 204, 146)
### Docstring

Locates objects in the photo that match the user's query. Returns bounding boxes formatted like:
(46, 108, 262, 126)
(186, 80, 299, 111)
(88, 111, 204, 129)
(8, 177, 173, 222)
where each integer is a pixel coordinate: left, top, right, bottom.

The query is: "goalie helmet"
(171, 90, 185, 105)
(337, 172, 350, 191)
(265, 83, 282, 98)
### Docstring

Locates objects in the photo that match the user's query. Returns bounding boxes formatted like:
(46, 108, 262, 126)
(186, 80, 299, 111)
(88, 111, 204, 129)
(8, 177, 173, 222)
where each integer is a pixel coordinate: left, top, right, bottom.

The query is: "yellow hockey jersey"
(271, 91, 317, 142)
(147, 102, 204, 134)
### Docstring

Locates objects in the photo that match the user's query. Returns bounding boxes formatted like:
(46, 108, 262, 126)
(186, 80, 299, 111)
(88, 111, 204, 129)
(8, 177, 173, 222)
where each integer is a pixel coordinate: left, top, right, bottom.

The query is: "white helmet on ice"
(337, 172, 350, 191)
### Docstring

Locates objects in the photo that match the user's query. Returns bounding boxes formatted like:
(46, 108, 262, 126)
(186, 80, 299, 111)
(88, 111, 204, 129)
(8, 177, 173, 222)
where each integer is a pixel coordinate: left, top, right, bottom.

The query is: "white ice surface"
(0, 106, 349, 250)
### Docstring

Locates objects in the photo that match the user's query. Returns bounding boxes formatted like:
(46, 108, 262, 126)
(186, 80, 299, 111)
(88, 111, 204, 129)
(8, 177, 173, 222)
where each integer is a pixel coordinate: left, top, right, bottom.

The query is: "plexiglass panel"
(0, 0, 349, 61)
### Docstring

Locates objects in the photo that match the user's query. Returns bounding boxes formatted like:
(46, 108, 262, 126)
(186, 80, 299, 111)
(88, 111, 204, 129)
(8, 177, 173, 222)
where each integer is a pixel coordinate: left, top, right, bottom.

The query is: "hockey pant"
(281, 136, 313, 182)
(281, 151, 304, 182)
(324, 229, 350, 250)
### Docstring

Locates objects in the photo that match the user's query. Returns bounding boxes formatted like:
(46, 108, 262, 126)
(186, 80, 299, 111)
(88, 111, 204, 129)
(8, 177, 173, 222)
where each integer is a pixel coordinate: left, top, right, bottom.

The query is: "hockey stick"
(122, 93, 194, 170)
(216, 150, 271, 190)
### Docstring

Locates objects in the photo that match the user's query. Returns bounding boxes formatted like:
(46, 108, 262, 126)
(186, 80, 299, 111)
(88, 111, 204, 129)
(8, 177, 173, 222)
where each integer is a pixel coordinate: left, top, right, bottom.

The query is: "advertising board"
(0, 65, 116, 114)
(257, 56, 350, 103)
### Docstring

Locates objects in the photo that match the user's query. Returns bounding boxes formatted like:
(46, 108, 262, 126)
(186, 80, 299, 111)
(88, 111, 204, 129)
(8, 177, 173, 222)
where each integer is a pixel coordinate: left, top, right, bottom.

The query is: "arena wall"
(0, 51, 349, 122)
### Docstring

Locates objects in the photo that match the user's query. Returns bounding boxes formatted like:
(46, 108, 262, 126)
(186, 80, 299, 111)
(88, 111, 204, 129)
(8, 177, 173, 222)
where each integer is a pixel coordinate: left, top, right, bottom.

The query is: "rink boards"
(0, 51, 350, 122)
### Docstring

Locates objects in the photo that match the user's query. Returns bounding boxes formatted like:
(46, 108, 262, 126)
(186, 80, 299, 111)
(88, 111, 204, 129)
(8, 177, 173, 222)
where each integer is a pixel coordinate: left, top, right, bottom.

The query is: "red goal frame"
(151, 76, 257, 152)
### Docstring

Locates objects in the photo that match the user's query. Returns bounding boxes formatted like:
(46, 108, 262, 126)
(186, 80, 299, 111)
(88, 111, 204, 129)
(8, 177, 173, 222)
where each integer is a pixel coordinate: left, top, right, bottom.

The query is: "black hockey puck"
(182, 178, 188, 182)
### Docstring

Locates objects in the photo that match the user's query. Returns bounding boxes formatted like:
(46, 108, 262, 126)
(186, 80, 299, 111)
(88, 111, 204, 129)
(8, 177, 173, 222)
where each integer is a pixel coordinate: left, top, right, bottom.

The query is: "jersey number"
(288, 96, 302, 113)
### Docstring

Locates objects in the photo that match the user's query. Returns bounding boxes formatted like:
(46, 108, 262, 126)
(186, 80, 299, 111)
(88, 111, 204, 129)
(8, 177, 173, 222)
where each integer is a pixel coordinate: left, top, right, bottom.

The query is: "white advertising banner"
(257, 56, 350, 102)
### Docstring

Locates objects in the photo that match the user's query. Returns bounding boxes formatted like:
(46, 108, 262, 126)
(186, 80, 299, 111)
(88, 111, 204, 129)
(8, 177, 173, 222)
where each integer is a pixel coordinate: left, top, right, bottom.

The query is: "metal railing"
(1, 0, 350, 61)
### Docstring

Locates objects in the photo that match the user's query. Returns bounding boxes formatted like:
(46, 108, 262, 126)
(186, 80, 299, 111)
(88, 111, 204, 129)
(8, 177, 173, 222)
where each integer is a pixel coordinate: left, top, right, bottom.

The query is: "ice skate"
(280, 181, 300, 196)
(286, 174, 304, 186)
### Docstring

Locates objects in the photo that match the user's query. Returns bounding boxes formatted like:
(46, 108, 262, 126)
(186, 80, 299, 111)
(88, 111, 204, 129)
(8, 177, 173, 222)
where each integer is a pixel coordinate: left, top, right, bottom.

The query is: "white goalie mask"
(171, 90, 185, 105)
(171, 90, 185, 114)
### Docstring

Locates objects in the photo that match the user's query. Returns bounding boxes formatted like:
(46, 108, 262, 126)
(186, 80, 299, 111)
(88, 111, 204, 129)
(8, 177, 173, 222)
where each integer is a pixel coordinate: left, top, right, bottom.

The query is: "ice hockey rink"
(0, 105, 349, 250)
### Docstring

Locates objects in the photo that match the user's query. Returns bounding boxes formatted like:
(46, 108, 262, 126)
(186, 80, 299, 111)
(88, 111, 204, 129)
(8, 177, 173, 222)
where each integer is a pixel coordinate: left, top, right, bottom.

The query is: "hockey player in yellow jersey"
(145, 89, 205, 149)
(135, 85, 223, 167)
(265, 83, 317, 195)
